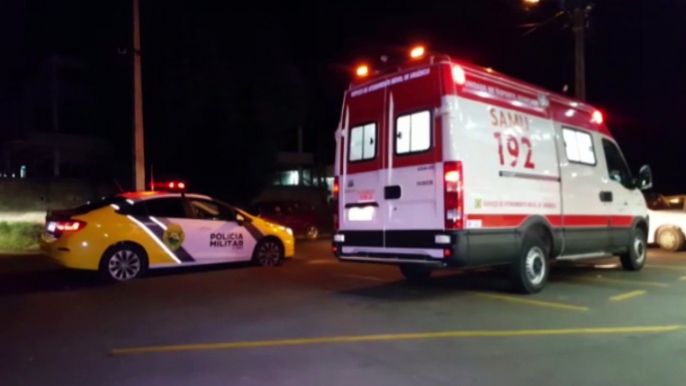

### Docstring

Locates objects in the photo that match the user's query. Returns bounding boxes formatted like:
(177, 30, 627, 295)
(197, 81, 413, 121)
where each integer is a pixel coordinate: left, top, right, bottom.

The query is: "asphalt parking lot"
(2, 241, 686, 386)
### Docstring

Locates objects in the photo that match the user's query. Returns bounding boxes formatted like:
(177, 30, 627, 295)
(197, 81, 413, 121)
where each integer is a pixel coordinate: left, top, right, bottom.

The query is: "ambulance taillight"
(444, 162, 464, 230)
(356, 65, 369, 77)
(333, 177, 340, 230)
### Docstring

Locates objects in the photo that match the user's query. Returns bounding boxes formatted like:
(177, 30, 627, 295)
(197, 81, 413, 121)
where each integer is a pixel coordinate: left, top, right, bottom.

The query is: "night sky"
(1, 0, 685, 200)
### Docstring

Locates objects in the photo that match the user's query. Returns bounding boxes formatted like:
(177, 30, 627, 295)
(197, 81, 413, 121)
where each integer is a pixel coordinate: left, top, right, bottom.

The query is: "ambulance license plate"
(348, 206, 374, 221)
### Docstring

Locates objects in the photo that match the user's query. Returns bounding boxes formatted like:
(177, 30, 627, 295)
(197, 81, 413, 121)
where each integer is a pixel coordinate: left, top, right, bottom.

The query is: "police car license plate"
(348, 206, 374, 221)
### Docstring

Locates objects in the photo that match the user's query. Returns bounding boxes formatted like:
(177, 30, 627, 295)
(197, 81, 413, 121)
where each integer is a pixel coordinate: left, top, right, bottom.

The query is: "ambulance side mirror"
(636, 165, 653, 191)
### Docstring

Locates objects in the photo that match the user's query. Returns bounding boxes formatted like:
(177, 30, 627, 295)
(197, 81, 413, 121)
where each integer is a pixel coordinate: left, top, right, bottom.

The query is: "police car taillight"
(48, 220, 86, 238)
(333, 177, 340, 231)
(444, 161, 464, 230)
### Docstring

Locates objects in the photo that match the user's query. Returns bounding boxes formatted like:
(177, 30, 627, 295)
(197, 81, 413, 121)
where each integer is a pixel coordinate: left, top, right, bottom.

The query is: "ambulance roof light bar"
(410, 45, 425, 59)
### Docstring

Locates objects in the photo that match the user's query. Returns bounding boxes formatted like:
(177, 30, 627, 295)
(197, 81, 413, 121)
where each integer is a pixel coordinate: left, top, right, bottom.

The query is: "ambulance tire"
(399, 264, 432, 284)
(620, 228, 647, 271)
(99, 243, 148, 283)
(252, 238, 284, 267)
(509, 233, 550, 294)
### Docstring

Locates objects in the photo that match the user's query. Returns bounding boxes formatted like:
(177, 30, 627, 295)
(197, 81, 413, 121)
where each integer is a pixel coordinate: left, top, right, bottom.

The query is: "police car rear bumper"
(332, 229, 515, 268)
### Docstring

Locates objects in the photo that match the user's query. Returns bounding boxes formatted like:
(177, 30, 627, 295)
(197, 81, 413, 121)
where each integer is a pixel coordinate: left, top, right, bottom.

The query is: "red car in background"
(250, 200, 327, 240)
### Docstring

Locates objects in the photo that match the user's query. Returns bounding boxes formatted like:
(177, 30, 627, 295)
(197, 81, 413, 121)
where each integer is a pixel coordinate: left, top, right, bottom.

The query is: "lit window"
(396, 111, 431, 155)
(349, 123, 377, 162)
(562, 127, 596, 165)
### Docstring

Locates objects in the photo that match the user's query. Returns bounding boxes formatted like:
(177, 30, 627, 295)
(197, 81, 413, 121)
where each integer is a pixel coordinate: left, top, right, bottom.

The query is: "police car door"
(186, 198, 255, 262)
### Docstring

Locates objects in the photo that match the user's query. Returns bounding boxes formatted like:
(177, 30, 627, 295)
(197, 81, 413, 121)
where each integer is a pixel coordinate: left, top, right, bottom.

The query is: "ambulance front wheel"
(399, 264, 432, 284)
(510, 233, 550, 294)
(620, 228, 647, 271)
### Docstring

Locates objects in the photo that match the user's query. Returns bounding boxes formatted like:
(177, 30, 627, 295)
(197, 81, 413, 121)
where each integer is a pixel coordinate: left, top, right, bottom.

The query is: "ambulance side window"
(144, 198, 188, 218)
(396, 110, 431, 155)
(349, 123, 377, 162)
(562, 127, 596, 165)
(602, 139, 633, 189)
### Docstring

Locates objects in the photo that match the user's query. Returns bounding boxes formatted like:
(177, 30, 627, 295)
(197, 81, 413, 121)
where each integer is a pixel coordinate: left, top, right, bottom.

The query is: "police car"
(40, 183, 295, 281)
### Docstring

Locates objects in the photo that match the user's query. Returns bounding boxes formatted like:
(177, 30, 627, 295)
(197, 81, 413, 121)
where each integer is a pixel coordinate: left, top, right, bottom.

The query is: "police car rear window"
(72, 195, 127, 214)
(144, 198, 187, 218)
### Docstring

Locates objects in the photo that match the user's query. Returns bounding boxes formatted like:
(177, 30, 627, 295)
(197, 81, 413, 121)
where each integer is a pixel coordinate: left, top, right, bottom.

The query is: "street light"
(523, 0, 589, 101)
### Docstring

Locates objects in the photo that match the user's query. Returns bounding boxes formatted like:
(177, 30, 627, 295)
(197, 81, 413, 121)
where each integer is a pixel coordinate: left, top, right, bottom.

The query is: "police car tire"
(399, 264, 432, 284)
(252, 238, 284, 267)
(510, 234, 549, 294)
(620, 228, 647, 271)
(99, 243, 148, 282)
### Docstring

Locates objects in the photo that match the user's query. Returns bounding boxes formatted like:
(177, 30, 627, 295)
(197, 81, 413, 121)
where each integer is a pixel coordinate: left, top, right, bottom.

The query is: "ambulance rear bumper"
(332, 229, 516, 268)
(332, 230, 465, 267)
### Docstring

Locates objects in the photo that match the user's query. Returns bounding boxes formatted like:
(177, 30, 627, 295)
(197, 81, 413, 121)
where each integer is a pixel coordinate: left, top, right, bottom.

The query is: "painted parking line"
(472, 292, 588, 312)
(111, 325, 683, 356)
(571, 276, 669, 288)
(646, 265, 686, 271)
(307, 259, 336, 265)
(609, 290, 646, 302)
(335, 274, 388, 282)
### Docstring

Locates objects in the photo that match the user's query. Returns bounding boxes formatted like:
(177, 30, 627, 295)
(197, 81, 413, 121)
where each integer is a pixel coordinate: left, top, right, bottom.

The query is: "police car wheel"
(99, 244, 148, 282)
(253, 238, 284, 267)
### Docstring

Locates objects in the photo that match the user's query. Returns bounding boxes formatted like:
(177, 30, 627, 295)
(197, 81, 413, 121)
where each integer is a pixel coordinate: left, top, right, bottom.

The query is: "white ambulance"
(332, 49, 653, 293)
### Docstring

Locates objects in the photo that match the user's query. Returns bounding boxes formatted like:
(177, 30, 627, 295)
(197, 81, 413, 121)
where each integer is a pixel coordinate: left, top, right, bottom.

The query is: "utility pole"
(572, 3, 586, 101)
(524, 0, 589, 101)
(132, 0, 145, 191)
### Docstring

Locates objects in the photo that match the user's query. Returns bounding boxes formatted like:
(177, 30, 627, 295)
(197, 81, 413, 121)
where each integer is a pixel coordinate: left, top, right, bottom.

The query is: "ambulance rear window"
(396, 110, 431, 155)
(349, 123, 377, 162)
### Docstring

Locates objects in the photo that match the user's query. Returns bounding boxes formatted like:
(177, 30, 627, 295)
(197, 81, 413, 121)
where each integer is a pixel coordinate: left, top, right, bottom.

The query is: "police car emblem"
(163, 223, 185, 251)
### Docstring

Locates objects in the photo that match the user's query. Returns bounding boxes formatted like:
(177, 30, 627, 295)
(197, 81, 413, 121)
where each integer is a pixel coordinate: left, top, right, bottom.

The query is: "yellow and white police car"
(40, 185, 295, 281)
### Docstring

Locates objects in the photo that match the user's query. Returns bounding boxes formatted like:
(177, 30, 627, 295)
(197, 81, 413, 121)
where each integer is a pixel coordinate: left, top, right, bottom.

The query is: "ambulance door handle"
(384, 185, 402, 200)
(599, 191, 613, 203)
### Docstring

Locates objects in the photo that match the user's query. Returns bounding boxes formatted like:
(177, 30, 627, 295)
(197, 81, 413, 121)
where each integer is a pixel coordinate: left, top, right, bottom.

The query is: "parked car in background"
(250, 200, 328, 240)
(664, 195, 686, 210)
(644, 193, 686, 251)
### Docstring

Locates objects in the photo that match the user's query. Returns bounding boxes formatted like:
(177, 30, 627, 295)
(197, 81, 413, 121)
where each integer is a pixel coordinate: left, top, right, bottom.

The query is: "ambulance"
(331, 48, 653, 293)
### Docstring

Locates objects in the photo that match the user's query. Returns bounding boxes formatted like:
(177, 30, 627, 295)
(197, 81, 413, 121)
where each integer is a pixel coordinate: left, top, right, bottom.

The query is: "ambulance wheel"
(656, 227, 684, 252)
(399, 264, 432, 284)
(620, 228, 647, 271)
(99, 243, 148, 282)
(253, 238, 284, 267)
(510, 234, 549, 294)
